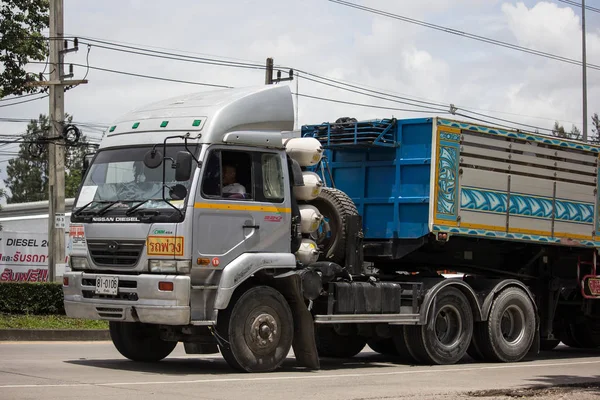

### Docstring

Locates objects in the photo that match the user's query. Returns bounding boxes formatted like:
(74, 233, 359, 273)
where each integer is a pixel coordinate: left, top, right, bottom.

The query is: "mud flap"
(273, 272, 320, 370)
(528, 314, 541, 356)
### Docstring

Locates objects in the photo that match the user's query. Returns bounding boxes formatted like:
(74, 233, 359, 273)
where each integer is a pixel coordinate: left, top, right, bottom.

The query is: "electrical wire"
(294, 92, 452, 114)
(556, 0, 600, 13)
(28, 61, 232, 88)
(77, 37, 267, 71)
(297, 72, 448, 112)
(0, 93, 41, 102)
(0, 95, 49, 108)
(326, 0, 600, 71)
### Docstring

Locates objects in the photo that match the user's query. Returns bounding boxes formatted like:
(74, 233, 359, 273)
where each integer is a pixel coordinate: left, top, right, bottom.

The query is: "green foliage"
(0, 313, 108, 329)
(3, 113, 89, 203)
(552, 121, 581, 140)
(591, 113, 600, 144)
(0, 0, 49, 97)
(0, 282, 65, 315)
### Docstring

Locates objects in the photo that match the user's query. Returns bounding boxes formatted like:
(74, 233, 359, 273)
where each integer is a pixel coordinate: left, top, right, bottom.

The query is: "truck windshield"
(74, 145, 197, 214)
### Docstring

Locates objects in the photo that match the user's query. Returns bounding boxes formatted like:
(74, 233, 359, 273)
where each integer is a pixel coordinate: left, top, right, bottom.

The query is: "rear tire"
(403, 287, 473, 365)
(560, 319, 600, 349)
(217, 286, 294, 373)
(474, 287, 536, 362)
(310, 187, 358, 265)
(109, 321, 176, 362)
(315, 324, 366, 358)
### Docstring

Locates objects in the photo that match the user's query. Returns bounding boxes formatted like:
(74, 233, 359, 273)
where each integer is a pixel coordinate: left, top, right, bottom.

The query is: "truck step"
(314, 313, 420, 325)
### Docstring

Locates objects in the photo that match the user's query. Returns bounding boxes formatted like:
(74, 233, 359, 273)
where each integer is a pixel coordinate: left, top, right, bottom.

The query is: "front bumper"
(62, 272, 191, 325)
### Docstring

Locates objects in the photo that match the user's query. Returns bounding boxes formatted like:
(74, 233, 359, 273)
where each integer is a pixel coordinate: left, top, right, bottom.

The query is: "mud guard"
(272, 271, 320, 370)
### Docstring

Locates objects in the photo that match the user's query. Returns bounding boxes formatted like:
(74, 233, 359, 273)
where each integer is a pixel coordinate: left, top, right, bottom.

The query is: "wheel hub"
(500, 305, 525, 344)
(434, 305, 462, 347)
(248, 313, 279, 352)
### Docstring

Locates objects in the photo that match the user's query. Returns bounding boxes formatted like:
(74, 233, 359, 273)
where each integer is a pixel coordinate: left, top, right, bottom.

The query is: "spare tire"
(309, 187, 358, 265)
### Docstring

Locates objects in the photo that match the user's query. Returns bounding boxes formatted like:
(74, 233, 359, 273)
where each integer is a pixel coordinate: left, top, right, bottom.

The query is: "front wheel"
(109, 321, 177, 362)
(217, 286, 294, 373)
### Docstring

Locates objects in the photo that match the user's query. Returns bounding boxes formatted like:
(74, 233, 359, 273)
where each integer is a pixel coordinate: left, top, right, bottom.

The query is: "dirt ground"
(461, 382, 600, 399)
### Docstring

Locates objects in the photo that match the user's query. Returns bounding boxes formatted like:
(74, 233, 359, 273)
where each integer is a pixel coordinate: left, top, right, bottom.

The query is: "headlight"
(70, 256, 89, 270)
(149, 260, 191, 274)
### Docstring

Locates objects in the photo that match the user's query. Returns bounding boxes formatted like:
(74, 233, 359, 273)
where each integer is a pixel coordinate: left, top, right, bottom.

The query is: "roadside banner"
(0, 231, 67, 282)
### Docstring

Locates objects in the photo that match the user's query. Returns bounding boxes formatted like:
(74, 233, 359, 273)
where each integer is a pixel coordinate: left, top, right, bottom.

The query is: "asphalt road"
(0, 341, 599, 400)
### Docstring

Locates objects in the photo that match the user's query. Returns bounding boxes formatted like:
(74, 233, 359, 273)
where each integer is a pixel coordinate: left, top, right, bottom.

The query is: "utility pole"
(265, 57, 274, 85)
(582, 0, 588, 142)
(47, 0, 65, 283)
(29, 0, 87, 282)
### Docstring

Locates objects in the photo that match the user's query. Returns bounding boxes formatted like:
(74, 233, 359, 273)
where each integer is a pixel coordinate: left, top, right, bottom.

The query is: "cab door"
(192, 145, 291, 269)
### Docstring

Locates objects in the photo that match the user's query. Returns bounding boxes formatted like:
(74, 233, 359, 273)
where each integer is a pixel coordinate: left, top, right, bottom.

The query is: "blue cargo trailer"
(300, 115, 600, 363)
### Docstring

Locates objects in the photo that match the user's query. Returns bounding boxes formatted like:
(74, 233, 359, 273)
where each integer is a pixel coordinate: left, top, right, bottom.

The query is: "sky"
(0, 0, 599, 204)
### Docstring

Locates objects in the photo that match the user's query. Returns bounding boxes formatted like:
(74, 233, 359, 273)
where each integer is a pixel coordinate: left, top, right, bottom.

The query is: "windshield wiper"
(72, 200, 113, 217)
(126, 200, 150, 216)
(125, 199, 169, 216)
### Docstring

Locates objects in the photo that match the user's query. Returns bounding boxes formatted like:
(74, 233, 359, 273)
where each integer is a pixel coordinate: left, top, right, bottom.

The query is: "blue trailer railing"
(301, 117, 399, 147)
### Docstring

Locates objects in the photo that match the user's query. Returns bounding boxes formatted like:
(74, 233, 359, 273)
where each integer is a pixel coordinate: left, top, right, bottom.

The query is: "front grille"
(87, 239, 145, 267)
(96, 306, 124, 319)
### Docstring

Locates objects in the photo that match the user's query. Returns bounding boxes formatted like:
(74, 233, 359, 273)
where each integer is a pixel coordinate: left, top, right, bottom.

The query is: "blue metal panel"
(301, 117, 433, 240)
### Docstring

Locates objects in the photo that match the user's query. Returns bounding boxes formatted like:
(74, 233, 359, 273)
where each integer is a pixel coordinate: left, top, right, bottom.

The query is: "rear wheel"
(109, 321, 177, 362)
(473, 287, 536, 362)
(404, 287, 473, 365)
(217, 286, 294, 373)
(315, 324, 366, 358)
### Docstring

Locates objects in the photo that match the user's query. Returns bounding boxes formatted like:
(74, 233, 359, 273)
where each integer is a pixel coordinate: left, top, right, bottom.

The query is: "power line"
(326, 0, 600, 71)
(295, 92, 452, 115)
(55, 34, 579, 126)
(556, 0, 600, 13)
(77, 37, 267, 71)
(0, 92, 42, 102)
(0, 95, 49, 108)
(29, 61, 232, 88)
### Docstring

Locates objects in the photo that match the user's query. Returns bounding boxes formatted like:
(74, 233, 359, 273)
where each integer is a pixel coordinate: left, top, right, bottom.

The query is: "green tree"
(0, 0, 49, 97)
(552, 121, 581, 140)
(591, 113, 600, 144)
(3, 114, 88, 203)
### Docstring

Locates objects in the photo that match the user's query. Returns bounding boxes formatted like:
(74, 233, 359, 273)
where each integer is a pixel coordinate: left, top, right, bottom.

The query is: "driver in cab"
(222, 164, 246, 198)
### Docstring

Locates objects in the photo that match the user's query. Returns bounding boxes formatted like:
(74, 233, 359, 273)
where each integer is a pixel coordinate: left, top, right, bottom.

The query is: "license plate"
(95, 276, 118, 295)
(588, 278, 600, 296)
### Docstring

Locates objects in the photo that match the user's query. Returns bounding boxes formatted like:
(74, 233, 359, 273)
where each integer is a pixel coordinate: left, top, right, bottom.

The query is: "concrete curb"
(0, 329, 110, 341)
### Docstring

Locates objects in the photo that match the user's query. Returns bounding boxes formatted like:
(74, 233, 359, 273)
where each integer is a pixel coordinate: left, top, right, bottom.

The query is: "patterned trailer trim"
(430, 118, 600, 248)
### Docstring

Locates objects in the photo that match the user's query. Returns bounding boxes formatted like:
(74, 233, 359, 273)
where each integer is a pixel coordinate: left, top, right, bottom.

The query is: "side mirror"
(169, 183, 188, 200)
(81, 153, 94, 181)
(175, 151, 193, 181)
(144, 149, 163, 169)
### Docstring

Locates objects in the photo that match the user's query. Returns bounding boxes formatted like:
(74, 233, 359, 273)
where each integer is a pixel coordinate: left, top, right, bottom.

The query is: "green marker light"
(160, 121, 169, 128)
(192, 119, 202, 127)
(132, 122, 140, 129)
(109, 126, 116, 132)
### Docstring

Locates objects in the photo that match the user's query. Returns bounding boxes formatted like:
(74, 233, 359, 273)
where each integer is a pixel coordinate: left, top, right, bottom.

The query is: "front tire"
(109, 321, 177, 362)
(217, 286, 294, 373)
(473, 287, 536, 362)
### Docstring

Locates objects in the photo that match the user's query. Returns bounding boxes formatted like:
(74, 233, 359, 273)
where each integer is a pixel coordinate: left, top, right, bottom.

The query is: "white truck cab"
(63, 85, 318, 372)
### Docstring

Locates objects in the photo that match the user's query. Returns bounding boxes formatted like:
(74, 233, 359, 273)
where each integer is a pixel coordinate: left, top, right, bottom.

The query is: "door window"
(201, 150, 253, 200)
